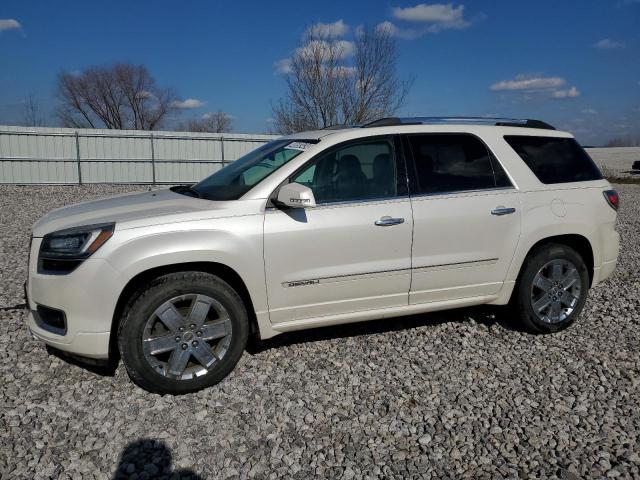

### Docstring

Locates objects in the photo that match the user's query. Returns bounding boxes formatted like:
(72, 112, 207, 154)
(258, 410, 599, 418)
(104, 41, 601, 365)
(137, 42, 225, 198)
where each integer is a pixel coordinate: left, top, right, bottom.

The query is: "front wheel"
(118, 272, 248, 394)
(513, 243, 590, 333)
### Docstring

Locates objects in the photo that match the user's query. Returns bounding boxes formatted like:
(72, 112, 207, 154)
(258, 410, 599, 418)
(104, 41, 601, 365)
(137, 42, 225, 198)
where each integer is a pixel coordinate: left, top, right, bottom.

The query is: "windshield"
(191, 139, 316, 200)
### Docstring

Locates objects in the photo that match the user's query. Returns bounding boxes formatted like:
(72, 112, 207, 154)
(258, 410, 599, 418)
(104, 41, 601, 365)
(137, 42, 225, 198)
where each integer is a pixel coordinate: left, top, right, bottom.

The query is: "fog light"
(35, 305, 67, 335)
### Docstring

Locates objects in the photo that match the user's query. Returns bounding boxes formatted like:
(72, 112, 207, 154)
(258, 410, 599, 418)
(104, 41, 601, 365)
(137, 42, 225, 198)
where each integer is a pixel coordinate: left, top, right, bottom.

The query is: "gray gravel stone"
(0, 184, 639, 479)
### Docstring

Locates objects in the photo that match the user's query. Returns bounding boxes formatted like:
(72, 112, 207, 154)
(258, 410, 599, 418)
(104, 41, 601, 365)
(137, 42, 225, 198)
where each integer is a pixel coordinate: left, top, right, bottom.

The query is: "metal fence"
(0, 125, 277, 184)
(1, 125, 638, 184)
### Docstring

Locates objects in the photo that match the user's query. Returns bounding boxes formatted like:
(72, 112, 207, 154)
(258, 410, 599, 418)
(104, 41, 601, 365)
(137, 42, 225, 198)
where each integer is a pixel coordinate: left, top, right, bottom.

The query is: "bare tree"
(272, 25, 412, 133)
(22, 93, 45, 127)
(606, 133, 640, 147)
(56, 64, 176, 130)
(178, 111, 233, 133)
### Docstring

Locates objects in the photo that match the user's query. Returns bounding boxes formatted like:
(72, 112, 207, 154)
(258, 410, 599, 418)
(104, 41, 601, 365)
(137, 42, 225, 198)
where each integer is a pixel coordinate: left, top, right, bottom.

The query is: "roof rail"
(322, 124, 355, 130)
(363, 116, 555, 130)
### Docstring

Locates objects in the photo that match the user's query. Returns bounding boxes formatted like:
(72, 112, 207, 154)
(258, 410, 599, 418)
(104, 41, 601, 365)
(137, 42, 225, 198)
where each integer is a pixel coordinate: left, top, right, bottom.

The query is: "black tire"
(512, 243, 590, 334)
(118, 271, 248, 394)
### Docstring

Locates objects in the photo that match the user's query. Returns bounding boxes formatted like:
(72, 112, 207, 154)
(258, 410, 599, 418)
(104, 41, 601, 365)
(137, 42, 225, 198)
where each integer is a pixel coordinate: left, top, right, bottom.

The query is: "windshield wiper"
(171, 184, 202, 198)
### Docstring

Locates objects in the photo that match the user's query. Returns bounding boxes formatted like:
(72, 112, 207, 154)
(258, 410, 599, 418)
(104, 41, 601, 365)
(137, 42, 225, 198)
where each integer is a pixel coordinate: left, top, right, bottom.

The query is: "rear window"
(504, 135, 602, 184)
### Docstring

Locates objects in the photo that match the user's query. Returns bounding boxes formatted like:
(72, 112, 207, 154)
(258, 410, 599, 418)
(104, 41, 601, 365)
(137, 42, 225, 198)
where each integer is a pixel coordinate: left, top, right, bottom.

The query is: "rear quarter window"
(504, 135, 602, 184)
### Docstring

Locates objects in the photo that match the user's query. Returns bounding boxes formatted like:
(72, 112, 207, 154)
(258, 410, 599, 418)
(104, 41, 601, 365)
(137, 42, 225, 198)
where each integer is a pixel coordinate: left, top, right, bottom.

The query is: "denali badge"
(285, 279, 320, 288)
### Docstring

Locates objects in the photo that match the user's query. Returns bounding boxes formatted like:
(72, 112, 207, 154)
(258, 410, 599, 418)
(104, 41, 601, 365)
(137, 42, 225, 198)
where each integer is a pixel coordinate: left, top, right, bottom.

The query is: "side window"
(407, 134, 505, 194)
(504, 135, 602, 184)
(291, 139, 397, 204)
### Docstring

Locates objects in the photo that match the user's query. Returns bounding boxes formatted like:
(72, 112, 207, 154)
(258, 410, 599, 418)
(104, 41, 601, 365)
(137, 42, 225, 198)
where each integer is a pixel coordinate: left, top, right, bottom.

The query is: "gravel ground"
(1, 184, 639, 480)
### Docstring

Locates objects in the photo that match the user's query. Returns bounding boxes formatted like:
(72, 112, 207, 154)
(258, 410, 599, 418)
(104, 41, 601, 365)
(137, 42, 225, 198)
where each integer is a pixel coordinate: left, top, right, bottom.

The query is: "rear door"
(405, 133, 521, 304)
(263, 136, 413, 324)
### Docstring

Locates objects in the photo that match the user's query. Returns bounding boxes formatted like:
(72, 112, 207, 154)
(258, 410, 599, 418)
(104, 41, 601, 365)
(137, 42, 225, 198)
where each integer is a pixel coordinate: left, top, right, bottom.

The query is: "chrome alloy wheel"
(530, 259, 582, 324)
(142, 294, 232, 380)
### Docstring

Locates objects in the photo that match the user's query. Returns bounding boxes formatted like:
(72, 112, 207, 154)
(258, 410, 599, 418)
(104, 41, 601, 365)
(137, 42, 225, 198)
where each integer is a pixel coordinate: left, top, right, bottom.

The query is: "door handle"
(375, 216, 405, 226)
(491, 206, 516, 216)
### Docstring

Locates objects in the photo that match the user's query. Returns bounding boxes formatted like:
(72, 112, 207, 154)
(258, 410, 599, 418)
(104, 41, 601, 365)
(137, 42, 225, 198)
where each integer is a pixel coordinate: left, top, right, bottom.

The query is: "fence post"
(75, 131, 82, 185)
(220, 136, 225, 168)
(150, 133, 156, 185)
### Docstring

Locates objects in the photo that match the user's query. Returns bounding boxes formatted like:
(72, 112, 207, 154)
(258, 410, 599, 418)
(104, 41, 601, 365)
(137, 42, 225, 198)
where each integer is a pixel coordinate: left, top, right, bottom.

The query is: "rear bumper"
(593, 229, 620, 286)
(593, 259, 617, 287)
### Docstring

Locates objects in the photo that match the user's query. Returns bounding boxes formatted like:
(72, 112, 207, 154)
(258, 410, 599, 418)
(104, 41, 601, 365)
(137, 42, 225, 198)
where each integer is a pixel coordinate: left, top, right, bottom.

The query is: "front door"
(263, 137, 413, 324)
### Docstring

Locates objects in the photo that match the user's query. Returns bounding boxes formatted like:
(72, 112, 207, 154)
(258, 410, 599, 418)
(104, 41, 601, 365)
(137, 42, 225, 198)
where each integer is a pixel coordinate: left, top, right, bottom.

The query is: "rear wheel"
(513, 243, 590, 333)
(118, 272, 248, 394)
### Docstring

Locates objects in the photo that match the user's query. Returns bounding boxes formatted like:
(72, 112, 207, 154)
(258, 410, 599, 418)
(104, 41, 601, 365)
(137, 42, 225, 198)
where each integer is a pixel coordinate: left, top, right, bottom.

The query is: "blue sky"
(0, 0, 638, 144)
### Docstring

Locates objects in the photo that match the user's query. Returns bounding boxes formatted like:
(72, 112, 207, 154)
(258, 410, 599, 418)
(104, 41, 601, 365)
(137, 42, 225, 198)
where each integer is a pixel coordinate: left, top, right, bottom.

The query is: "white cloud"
(275, 39, 355, 75)
(582, 108, 597, 114)
(307, 19, 349, 38)
(203, 111, 233, 120)
(490, 75, 566, 91)
(594, 38, 626, 50)
(552, 86, 580, 98)
(375, 22, 424, 39)
(171, 98, 204, 109)
(334, 65, 357, 77)
(136, 90, 153, 100)
(334, 40, 355, 57)
(274, 58, 292, 75)
(296, 39, 355, 61)
(0, 19, 21, 32)
(376, 21, 400, 36)
(490, 74, 581, 99)
(392, 3, 470, 32)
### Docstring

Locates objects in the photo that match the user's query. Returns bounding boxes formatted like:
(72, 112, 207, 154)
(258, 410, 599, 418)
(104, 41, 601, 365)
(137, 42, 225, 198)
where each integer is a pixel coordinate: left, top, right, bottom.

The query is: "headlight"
(38, 223, 114, 274)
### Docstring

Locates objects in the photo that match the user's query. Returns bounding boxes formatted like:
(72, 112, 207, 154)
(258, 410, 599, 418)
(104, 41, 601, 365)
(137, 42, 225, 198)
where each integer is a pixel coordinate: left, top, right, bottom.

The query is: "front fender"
(102, 216, 268, 318)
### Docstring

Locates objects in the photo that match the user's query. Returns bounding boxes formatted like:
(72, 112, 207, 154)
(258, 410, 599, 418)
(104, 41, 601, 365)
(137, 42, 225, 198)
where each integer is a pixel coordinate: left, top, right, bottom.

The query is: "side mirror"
(276, 183, 317, 208)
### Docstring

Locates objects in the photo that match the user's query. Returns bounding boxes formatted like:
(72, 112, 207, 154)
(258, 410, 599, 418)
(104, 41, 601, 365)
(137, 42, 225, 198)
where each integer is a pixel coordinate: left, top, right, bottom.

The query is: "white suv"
(25, 117, 620, 394)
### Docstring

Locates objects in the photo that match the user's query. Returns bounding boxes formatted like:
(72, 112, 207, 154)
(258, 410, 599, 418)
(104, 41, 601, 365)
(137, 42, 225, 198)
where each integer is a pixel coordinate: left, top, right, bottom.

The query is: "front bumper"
(28, 310, 111, 359)
(26, 238, 121, 360)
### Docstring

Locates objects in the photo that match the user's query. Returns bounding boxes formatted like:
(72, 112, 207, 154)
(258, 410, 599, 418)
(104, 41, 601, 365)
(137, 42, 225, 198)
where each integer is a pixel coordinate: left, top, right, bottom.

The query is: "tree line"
(20, 25, 410, 134)
(23, 65, 233, 133)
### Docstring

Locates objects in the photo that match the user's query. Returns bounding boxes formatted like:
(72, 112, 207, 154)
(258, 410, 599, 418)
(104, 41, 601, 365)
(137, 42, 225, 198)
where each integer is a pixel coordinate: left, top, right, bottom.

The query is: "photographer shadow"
(113, 439, 202, 479)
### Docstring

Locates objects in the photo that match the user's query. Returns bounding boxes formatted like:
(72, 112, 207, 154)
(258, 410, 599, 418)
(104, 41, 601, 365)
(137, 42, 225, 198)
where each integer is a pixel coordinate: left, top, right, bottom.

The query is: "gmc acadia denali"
(25, 117, 620, 393)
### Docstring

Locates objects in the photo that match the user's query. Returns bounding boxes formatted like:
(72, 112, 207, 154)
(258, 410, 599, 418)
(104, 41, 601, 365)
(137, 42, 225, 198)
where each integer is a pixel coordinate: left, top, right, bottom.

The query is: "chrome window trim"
(307, 194, 411, 209)
(264, 194, 411, 211)
(408, 186, 516, 200)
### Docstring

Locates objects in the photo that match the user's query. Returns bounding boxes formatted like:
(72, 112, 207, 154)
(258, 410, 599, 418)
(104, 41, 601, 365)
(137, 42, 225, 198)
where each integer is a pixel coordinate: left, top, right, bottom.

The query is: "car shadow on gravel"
(113, 439, 202, 479)
(247, 305, 520, 354)
(45, 345, 119, 376)
(0, 303, 27, 311)
(41, 306, 519, 374)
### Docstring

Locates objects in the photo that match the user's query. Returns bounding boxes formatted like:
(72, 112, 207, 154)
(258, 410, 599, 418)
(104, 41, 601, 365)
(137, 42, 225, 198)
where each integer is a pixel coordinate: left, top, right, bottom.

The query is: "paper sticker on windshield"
(287, 142, 314, 151)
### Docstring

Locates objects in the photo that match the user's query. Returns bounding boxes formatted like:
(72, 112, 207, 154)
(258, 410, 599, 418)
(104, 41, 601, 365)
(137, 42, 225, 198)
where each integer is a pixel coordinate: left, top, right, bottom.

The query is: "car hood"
(31, 188, 257, 237)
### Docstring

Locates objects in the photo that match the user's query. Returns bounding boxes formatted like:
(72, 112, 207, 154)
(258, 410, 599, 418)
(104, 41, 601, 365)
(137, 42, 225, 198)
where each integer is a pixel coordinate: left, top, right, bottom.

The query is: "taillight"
(603, 190, 619, 211)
